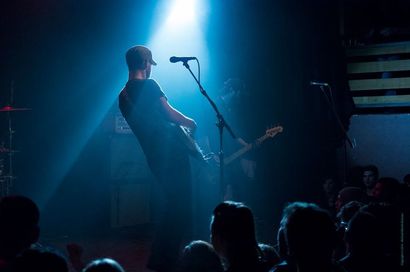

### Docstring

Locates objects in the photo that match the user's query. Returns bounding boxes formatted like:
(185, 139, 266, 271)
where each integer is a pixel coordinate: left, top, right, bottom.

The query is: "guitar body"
(170, 123, 206, 162)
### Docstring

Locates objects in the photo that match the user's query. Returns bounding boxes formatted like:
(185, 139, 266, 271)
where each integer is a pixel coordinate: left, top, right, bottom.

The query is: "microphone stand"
(318, 84, 355, 185)
(180, 60, 237, 200)
(318, 84, 354, 149)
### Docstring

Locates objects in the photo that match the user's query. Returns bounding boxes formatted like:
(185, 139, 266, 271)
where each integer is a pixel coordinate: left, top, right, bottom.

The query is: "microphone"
(169, 56, 197, 63)
(310, 81, 329, 87)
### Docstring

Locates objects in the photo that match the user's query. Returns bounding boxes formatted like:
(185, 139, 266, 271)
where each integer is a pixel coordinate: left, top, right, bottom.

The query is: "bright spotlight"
(148, 0, 209, 98)
(166, 0, 197, 26)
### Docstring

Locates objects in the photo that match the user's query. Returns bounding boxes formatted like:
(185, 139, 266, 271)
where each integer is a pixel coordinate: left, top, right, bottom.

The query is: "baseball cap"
(126, 45, 157, 70)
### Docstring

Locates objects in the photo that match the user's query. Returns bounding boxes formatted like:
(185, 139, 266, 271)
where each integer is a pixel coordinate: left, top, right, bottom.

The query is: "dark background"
(1, 0, 409, 242)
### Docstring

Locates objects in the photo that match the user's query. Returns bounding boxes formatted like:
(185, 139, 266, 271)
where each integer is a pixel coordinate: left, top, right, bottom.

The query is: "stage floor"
(39, 227, 153, 272)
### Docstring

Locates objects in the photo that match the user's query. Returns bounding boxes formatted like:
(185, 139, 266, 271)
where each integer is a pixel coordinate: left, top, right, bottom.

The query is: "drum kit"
(0, 82, 31, 197)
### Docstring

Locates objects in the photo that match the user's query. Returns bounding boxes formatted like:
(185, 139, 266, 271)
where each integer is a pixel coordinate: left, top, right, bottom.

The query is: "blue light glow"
(166, 0, 197, 26)
(148, 0, 209, 100)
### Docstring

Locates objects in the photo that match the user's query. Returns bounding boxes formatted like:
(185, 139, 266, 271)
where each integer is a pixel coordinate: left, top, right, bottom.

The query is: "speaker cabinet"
(110, 134, 153, 227)
(110, 182, 151, 227)
(110, 135, 153, 181)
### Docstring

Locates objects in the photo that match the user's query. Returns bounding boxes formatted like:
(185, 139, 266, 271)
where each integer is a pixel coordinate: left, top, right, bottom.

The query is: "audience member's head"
(344, 211, 382, 257)
(336, 201, 365, 230)
(276, 227, 287, 261)
(283, 202, 336, 268)
(82, 258, 125, 272)
(322, 177, 339, 195)
(258, 243, 280, 269)
(210, 201, 261, 270)
(178, 240, 223, 272)
(321, 177, 341, 210)
(371, 177, 400, 204)
(12, 248, 68, 272)
(339, 209, 391, 272)
(335, 187, 366, 212)
(403, 174, 410, 188)
(277, 202, 316, 260)
(0, 196, 40, 261)
(361, 165, 379, 190)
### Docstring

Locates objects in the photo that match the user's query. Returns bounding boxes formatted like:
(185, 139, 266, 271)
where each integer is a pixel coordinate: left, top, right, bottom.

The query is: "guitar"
(216, 125, 283, 166)
(171, 123, 206, 162)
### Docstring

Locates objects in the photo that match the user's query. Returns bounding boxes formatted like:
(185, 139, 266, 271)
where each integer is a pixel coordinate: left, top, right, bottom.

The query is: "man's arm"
(159, 97, 197, 130)
(236, 137, 249, 147)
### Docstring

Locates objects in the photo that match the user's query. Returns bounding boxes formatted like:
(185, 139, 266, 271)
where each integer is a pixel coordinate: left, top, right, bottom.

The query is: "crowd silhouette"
(0, 165, 408, 272)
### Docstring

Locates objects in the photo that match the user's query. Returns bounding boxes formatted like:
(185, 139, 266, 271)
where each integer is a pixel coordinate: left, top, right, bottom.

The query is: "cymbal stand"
(0, 81, 16, 197)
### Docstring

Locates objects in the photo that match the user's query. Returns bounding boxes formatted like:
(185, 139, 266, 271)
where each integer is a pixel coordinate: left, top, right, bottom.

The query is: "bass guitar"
(216, 125, 283, 166)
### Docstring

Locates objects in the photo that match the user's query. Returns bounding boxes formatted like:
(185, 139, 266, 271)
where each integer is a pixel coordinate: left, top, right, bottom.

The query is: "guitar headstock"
(265, 126, 283, 138)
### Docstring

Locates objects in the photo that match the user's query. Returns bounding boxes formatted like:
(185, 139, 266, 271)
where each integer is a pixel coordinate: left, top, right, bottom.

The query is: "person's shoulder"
(269, 261, 294, 272)
(270, 266, 291, 272)
(119, 86, 126, 96)
(145, 79, 166, 99)
(145, 78, 161, 88)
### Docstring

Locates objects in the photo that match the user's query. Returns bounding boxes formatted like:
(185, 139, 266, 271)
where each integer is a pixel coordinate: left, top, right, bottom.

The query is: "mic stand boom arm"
(181, 60, 237, 200)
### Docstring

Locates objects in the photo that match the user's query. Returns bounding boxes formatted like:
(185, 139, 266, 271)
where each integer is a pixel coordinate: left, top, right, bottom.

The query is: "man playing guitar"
(212, 78, 261, 201)
(119, 45, 197, 272)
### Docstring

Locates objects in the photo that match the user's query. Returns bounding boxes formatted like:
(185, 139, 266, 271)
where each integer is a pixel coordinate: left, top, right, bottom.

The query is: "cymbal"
(0, 106, 31, 112)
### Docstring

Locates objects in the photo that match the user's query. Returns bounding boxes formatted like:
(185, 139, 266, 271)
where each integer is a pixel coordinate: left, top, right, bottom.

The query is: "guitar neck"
(223, 134, 267, 165)
(224, 145, 253, 165)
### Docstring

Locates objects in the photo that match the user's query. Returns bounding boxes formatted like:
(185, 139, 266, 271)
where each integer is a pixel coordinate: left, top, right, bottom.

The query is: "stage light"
(166, 0, 197, 26)
(147, 0, 209, 100)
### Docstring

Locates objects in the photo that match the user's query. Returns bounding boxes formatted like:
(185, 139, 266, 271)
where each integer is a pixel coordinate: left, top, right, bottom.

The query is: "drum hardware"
(0, 81, 31, 197)
(0, 106, 31, 112)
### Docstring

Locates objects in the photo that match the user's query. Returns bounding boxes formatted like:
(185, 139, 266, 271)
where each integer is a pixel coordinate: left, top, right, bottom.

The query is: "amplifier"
(114, 113, 132, 134)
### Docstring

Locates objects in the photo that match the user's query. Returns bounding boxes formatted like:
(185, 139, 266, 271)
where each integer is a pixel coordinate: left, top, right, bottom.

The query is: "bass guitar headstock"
(265, 125, 283, 138)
